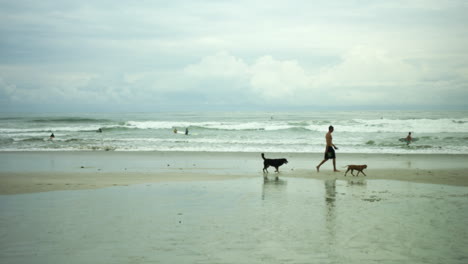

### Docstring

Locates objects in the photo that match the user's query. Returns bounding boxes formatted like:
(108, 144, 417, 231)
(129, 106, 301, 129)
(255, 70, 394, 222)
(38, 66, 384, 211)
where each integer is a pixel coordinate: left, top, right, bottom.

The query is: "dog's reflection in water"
(261, 177, 287, 201)
(346, 179, 367, 186)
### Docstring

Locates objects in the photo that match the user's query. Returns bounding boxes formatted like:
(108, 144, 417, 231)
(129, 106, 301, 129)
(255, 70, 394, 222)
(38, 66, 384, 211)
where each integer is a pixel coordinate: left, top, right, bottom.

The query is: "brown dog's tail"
(261, 153, 266, 160)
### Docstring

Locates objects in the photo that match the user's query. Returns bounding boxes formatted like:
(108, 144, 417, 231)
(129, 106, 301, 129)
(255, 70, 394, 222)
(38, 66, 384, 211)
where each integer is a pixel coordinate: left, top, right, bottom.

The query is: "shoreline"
(1, 168, 467, 195)
(1, 151, 467, 195)
(2, 150, 468, 155)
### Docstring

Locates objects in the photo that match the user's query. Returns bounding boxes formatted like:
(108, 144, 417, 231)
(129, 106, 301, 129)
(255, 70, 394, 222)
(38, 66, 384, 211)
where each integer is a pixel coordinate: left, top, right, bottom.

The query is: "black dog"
(262, 153, 288, 173)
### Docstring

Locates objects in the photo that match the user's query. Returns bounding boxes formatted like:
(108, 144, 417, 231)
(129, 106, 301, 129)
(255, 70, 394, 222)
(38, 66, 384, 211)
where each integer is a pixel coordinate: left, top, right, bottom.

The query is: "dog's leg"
(344, 168, 350, 176)
(361, 171, 367, 176)
(263, 162, 269, 173)
(356, 170, 360, 176)
(351, 169, 355, 176)
(274, 166, 279, 173)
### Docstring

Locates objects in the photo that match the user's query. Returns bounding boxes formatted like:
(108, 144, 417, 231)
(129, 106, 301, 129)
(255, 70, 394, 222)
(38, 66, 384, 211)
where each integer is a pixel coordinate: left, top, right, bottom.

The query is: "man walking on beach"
(316, 126, 339, 172)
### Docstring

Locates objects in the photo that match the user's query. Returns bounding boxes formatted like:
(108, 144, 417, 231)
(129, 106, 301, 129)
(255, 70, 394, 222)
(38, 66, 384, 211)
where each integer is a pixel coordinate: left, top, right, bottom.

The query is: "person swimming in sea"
(50, 133, 55, 140)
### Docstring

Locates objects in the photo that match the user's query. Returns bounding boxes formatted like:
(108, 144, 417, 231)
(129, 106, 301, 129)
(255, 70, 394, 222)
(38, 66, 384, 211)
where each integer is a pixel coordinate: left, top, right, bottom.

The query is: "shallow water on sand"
(1, 178, 467, 264)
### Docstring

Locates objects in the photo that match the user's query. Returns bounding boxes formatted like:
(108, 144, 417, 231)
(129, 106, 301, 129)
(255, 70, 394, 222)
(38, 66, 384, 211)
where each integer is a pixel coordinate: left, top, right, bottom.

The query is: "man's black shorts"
(324, 146, 336, 160)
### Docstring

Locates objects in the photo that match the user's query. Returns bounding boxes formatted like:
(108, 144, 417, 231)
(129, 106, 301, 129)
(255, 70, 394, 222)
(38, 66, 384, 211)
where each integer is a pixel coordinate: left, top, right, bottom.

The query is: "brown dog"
(344, 165, 367, 176)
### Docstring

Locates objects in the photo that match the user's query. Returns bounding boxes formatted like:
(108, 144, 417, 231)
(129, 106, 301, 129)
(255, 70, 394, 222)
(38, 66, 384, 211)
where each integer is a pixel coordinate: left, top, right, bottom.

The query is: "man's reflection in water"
(324, 179, 367, 248)
(324, 179, 337, 247)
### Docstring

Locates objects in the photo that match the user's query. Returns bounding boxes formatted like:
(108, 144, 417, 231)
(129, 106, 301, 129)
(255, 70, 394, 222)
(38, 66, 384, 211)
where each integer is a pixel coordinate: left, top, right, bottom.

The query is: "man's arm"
(331, 137, 338, 149)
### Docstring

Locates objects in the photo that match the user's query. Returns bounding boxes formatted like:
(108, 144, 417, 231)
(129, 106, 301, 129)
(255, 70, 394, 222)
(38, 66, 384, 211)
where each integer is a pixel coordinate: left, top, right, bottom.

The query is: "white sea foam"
(1, 111, 467, 154)
(125, 117, 468, 133)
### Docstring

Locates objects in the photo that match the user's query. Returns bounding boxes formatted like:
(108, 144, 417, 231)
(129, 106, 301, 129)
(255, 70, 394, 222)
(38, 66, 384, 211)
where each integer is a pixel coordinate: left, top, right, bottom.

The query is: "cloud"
(315, 46, 420, 87)
(184, 52, 312, 100)
(314, 46, 468, 106)
(3, 47, 467, 110)
(0, 65, 128, 105)
(181, 49, 468, 106)
(184, 51, 249, 80)
(182, 52, 313, 102)
(1, 0, 467, 111)
(249, 56, 311, 100)
(0, 77, 17, 101)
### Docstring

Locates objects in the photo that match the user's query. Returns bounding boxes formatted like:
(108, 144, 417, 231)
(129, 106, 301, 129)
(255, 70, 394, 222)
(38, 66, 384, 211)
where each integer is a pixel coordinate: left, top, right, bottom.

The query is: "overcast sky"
(1, 0, 467, 112)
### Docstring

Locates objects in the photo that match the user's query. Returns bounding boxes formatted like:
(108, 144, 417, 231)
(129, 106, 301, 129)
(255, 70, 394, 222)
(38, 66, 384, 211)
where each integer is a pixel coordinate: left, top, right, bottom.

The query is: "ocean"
(0, 111, 467, 154)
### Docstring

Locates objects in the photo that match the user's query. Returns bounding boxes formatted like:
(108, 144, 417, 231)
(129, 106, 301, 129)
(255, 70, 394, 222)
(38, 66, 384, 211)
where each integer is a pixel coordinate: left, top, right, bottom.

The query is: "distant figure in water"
(406, 132, 412, 145)
(97, 128, 102, 133)
(173, 128, 189, 135)
(50, 133, 55, 140)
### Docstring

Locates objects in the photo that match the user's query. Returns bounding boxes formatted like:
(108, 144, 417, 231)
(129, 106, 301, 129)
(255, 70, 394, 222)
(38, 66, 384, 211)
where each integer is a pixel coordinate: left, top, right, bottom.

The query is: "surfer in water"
(406, 132, 412, 145)
(173, 128, 189, 135)
(50, 133, 55, 140)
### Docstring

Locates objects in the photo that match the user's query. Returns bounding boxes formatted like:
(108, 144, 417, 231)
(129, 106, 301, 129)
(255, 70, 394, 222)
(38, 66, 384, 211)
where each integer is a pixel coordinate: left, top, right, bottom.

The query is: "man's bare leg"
(316, 159, 327, 172)
(333, 158, 340, 172)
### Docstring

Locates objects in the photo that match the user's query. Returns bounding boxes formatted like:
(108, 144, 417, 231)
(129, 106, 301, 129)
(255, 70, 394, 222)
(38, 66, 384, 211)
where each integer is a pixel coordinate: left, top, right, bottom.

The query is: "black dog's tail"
(261, 153, 266, 160)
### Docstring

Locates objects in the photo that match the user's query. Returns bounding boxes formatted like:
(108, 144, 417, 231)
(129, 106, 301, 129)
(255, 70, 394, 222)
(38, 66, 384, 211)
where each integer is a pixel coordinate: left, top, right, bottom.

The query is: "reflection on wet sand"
(324, 179, 337, 253)
(261, 177, 287, 201)
(346, 178, 367, 187)
(1, 177, 467, 263)
(324, 178, 368, 254)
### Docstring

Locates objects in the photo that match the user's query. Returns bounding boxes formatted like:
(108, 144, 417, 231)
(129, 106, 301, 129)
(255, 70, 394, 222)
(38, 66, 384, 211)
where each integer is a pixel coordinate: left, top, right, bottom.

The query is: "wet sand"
(1, 151, 468, 263)
(0, 151, 467, 194)
(1, 177, 468, 264)
(1, 168, 467, 195)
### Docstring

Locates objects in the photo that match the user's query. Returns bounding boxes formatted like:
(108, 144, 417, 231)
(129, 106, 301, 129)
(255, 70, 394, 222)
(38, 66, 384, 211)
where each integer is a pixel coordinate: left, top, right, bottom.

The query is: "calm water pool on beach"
(1, 178, 467, 264)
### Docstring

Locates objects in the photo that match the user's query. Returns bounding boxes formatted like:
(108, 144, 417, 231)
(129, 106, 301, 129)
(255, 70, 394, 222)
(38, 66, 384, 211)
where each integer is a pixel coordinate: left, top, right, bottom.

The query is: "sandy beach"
(1, 151, 468, 264)
(0, 151, 467, 194)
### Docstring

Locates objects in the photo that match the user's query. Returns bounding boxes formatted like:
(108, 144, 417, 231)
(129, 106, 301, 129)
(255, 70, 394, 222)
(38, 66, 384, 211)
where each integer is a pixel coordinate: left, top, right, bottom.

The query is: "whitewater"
(0, 111, 467, 154)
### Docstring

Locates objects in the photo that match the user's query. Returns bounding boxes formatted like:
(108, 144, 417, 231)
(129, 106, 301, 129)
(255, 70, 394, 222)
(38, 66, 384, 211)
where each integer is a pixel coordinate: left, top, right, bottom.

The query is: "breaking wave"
(1, 111, 467, 154)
